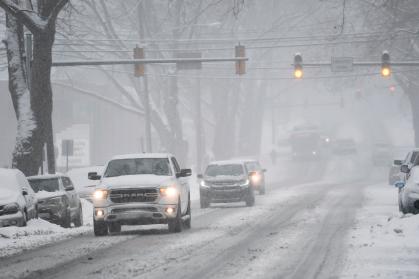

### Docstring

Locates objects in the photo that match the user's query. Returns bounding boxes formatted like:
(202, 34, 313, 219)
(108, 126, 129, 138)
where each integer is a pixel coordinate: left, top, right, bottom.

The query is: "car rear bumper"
(94, 203, 178, 225)
(0, 211, 25, 227)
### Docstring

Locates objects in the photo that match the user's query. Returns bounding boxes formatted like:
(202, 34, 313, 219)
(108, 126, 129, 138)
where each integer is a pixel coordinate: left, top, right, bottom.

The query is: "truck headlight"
(4, 203, 19, 214)
(200, 180, 210, 188)
(159, 186, 178, 197)
(94, 189, 109, 200)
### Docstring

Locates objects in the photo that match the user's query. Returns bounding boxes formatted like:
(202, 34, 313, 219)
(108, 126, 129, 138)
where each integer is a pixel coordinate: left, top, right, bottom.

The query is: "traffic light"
(235, 45, 246, 75)
(294, 53, 303, 79)
(134, 46, 145, 77)
(381, 51, 391, 77)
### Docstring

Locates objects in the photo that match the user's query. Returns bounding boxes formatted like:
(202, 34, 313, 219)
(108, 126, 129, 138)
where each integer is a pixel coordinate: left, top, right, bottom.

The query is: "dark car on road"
(199, 160, 255, 208)
(243, 159, 267, 195)
(28, 175, 83, 228)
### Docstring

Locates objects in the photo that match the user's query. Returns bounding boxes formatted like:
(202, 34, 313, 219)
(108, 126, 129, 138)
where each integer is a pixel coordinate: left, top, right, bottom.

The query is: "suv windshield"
(29, 178, 60, 193)
(104, 158, 172, 177)
(205, 164, 244, 177)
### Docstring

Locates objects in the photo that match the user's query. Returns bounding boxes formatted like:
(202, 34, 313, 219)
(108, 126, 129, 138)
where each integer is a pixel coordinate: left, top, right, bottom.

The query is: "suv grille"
(110, 189, 158, 203)
(211, 181, 239, 186)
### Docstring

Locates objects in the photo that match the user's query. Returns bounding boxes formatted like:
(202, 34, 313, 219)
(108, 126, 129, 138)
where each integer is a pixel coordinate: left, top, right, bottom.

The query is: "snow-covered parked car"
(89, 153, 192, 236)
(396, 165, 419, 214)
(67, 166, 104, 202)
(27, 175, 83, 228)
(198, 160, 255, 208)
(0, 168, 37, 227)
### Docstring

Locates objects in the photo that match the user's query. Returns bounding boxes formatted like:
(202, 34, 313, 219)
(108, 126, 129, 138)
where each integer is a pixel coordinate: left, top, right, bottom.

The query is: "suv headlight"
(159, 186, 178, 197)
(239, 179, 250, 187)
(3, 203, 19, 214)
(94, 189, 109, 200)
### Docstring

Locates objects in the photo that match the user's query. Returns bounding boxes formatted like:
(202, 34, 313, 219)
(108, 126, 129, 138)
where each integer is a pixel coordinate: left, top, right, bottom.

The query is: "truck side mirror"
(88, 172, 101, 180)
(394, 160, 403, 166)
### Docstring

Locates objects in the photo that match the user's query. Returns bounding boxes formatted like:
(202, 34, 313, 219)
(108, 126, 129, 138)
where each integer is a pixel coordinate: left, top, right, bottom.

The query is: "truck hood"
(100, 174, 174, 189)
(0, 189, 20, 206)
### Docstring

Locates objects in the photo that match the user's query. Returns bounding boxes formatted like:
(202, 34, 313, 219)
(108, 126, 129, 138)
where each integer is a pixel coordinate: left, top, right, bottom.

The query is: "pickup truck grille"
(110, 189, 158, 203)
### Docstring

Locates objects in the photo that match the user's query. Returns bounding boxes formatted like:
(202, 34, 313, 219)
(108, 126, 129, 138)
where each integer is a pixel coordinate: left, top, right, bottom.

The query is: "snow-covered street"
(1, 161, 417, 279)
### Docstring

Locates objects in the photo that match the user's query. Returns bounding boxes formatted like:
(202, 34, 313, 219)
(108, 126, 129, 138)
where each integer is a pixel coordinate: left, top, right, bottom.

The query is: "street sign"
(331, 57, 353, 72)
(61, 140, 74, 156)
(176, 52, 202, 70)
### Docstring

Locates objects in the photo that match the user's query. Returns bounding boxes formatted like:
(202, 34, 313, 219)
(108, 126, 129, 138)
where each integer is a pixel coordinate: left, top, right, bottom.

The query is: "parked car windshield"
(104, 158, 172, 177)
(205, 164, 244, 177)
(29, 178, 60, 193)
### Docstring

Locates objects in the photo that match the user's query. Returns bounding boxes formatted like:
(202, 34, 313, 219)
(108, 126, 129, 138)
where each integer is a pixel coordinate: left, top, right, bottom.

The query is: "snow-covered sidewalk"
(342, 183, 419, 278)
(0, 199, 93, 258)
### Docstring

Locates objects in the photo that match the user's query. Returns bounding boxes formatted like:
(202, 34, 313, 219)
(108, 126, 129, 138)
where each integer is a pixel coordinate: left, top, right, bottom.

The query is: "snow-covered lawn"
(342, 183, 419, 278)
(0, 199, 93, 258)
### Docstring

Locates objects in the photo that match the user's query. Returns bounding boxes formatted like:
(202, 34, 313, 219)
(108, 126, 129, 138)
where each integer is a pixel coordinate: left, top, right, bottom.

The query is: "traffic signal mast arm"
(52, 57, 248, 67)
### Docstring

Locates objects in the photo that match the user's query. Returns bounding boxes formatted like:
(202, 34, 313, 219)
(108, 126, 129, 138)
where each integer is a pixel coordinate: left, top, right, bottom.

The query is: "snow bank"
(0, 199, 93, 258)
(342, 183, 419, 278)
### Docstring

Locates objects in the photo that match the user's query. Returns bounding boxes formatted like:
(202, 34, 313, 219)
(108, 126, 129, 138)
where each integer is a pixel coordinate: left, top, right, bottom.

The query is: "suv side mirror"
(394, 160, 403, 166)
(65, 186, 75, 191)
(197, 174, 203, 179)
(22, 189, 28, 196)
(400, 165, 409, 174)
(177, 169, 192, 178)
(88, 172, 101, 180)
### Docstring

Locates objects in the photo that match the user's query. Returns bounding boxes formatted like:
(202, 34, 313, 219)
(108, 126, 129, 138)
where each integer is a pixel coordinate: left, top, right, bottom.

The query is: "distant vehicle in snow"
(198, 160, 256, 208)
(290, 125, 324, 160)
(242, 159, 267, 195)
(89, 153, 192, 236)
(66, 166, 104, 202)
(332, 138, 357, 155)
(396, 165, 419, 214)
(0, 168, 37, 227)
(372, 143, 393, 166)
(28, 175, 83, 228)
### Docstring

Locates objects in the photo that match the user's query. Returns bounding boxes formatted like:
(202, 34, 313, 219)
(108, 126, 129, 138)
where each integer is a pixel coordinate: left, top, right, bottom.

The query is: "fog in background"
(0, 0, 414, 171)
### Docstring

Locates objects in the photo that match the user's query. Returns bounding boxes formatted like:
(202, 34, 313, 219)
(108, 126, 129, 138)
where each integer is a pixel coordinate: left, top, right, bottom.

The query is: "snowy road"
(0, 176, 368, 279)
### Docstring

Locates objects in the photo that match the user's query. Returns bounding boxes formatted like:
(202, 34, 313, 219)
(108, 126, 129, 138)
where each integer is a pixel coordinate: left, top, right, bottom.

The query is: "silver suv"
(89, 153, 192, 236)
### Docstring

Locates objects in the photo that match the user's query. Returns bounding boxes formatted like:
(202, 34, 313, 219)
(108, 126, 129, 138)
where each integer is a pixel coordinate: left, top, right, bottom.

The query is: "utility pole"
(195, 73, 203, 172)
(134, 45, 152, 153)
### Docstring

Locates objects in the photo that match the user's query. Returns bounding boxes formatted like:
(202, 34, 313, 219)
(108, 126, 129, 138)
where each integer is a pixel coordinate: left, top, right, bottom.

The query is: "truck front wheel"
(168, 199, 182, 233)
(94, 220, 108, 236)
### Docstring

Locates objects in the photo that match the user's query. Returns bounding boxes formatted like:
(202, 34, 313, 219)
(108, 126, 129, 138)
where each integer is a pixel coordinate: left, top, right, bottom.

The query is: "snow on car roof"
(110, 153, 174, 160)
(208, 160, 246, 166)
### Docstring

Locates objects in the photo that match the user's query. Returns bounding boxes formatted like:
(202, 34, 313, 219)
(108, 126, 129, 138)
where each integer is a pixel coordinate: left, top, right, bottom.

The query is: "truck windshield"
(29, 178, 60, 193)
(104, 158, 172, 177)
(205, 164, 244, 177)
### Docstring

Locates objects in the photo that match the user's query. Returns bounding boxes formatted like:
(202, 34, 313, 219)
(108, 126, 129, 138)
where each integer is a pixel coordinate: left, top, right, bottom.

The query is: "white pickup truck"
(89, 153, 192, 236)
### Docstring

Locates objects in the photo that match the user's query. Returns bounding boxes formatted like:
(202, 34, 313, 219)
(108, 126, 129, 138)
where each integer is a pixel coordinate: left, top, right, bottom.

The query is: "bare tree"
(1, 0, 69, 175)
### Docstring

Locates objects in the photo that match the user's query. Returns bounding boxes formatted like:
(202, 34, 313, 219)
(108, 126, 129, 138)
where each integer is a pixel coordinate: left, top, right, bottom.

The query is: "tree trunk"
(30, 31, 56, 174)
(5, 11, 38, 175)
